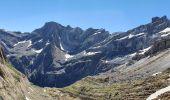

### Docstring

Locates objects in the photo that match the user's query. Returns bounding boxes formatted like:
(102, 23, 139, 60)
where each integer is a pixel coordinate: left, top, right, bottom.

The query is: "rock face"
(0, 16, 170, 87)
(0, 47, 80, 100)
(0, 47, 48, 100)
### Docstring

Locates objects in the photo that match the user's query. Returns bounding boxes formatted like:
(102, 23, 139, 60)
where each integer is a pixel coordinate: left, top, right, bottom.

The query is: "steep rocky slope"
(0, 47, 80, 100)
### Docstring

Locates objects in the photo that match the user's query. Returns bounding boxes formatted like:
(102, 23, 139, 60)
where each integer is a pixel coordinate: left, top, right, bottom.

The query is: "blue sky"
(0, 0, 170, 33)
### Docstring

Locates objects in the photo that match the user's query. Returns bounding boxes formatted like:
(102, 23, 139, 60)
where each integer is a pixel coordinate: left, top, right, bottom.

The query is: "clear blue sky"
(0, 0, 170, 33)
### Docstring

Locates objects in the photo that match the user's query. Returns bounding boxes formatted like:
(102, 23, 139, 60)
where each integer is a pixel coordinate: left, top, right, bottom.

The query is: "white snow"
(93, 31, 101, 35)
(65, 53, 74, 60)
(136, 32, 145, 37)
(59, 37, 65, 51)
(159, 27, 170, 33)
(117, 33, 145, 40)
(32, 48, 43, 53)
(14, 40, 32, 48)
(60, 42, 64, 51)
(45, 41, 50, 46)
(27, 40, 32, 47)
(146, 85, 170, 100)
(14, 40, 27, 46)
(152, 72, 162, 76)
(105, 60, 109, 63)
(86, 51, 101, 56)
(129, 52, 137, 57)
(128, 34, 135, 39)
(139, 46, 152, 55)
(81, 51, 101, 56)
(25, 96, 30, 100)
(161, 32, 170, 37)
(159, 27, 170, 37)
(117, 36, 128, 40)
(129, 33, 145, 39)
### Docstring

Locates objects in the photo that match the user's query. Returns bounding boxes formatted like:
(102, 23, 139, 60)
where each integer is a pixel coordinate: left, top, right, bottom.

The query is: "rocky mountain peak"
(33, 21, 65, 36)
(152, 16, 169, 23)
(44, 21, 64, 29)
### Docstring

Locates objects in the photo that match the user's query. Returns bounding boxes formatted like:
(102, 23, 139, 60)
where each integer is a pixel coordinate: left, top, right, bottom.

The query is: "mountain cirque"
(1, 16, 170, 99)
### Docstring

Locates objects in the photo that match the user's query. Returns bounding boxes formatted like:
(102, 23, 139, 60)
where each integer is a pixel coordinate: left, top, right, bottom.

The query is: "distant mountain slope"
(60, 48, 170, 100)
(0, 16, 170, 88)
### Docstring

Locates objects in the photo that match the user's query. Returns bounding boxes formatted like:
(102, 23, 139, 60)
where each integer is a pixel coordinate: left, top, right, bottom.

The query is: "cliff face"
(0, 47, 79, 100)
(0, 47, 41, 100)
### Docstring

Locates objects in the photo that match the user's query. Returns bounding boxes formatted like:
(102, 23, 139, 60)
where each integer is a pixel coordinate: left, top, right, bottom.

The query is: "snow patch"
(65, 53, 74, 61)
(81, 51, 101, 56)
(14, 40, 27, 46)
(146, 85, 170, 100)
(45, 41, 50, 46)
(32, 48, 43, 53)
(86, 51, 101, 56)
(128, 34, 135, 39)
(27, 40, 32, 47)
(139, 46, 152, 55)
(60, 42, 64, 51)
(135, 32, 145, 37)
(59, 37, 65, 51)
(161, 32, 170, 37)
(129, 52, 137, 57)
(14, 40, 32, 48)
(117, 33, 145, 40)
(93, 31, 101, 35)
(159, 27, 170, 37)
(105, 60, 109, 63)
(159, 27, 170, 33)
(117, 36, 128, 40)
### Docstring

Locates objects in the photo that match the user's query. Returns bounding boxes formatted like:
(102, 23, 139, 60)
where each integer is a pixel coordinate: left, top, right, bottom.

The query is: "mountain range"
(1, 16, 170, 99)
(1, 15, 170, 87)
